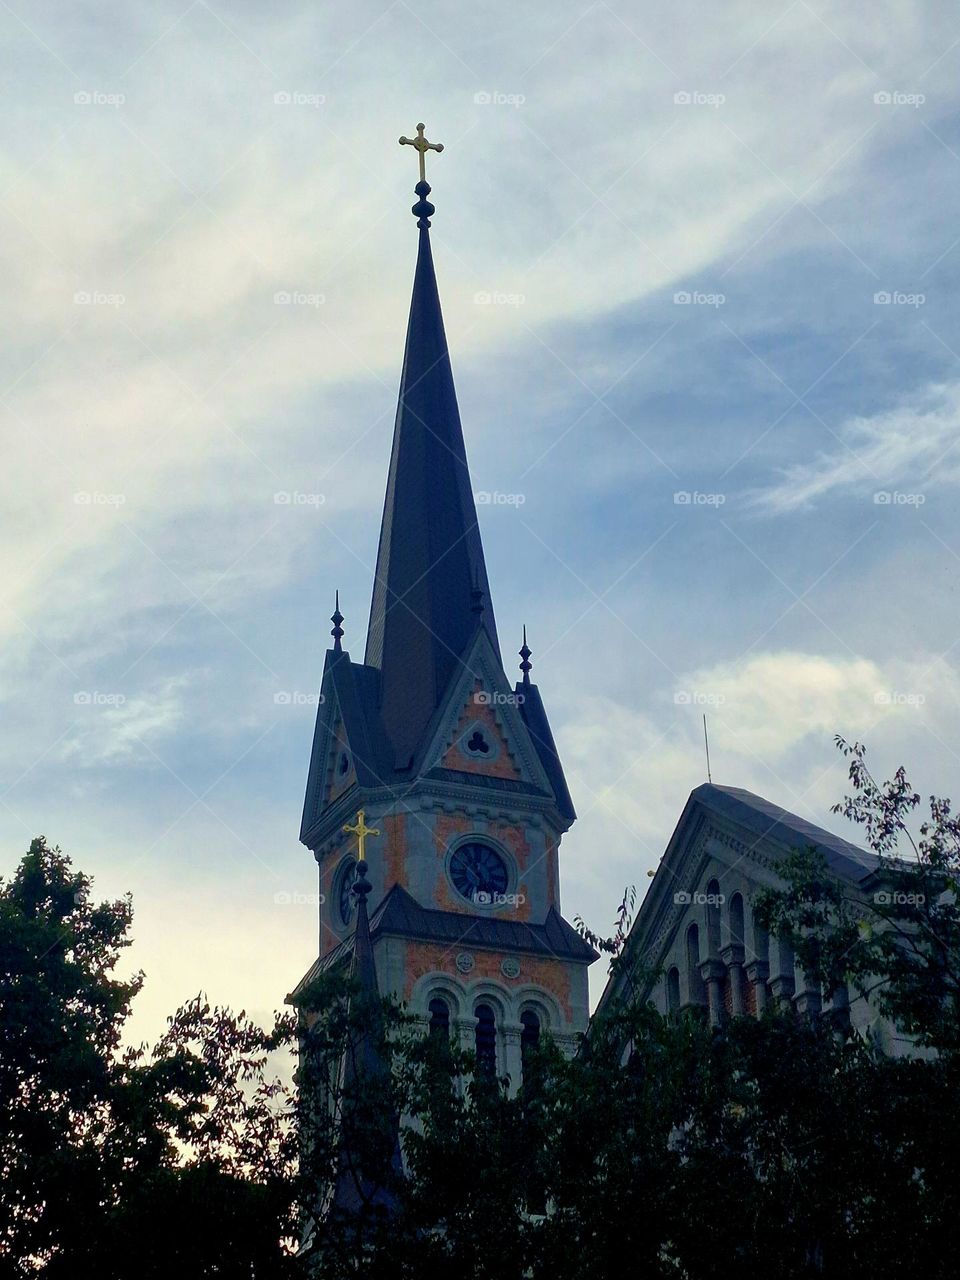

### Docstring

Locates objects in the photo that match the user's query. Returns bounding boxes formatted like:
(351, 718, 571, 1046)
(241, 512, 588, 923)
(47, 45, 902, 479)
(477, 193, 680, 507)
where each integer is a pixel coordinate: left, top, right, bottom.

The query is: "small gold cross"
(342, 808, 380, 861)
(399, 122, 444, 183)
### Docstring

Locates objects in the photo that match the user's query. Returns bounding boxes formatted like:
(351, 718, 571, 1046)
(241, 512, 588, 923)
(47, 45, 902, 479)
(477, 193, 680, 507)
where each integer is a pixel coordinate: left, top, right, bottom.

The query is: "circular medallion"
(455, 952, 475, 974)
(501, 956, 521, 979)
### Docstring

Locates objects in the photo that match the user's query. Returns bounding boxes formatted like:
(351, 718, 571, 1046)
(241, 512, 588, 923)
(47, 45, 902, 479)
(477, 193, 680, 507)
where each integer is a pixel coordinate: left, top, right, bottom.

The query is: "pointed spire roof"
(365, 191, 500, 767)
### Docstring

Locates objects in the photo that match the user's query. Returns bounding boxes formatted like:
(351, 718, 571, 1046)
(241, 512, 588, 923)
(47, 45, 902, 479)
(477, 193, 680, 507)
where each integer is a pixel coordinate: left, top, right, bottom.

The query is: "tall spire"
(365, 149, 501, 766)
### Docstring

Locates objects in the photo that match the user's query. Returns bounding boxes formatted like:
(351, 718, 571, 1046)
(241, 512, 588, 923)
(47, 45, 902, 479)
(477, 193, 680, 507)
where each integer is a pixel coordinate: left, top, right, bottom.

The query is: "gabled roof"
(299, 648, 393, 842)
(517, 680, 576, 822)
(290, 883, 598, 1002)
(364, 221, 500, 768)
(692, 783, 881, 882)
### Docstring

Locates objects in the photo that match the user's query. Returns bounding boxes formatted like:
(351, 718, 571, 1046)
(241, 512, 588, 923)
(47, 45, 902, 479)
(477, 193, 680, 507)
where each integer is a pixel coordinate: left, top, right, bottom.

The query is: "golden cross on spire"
(399, 122, 444, 183)
(342, 808, 380, 862)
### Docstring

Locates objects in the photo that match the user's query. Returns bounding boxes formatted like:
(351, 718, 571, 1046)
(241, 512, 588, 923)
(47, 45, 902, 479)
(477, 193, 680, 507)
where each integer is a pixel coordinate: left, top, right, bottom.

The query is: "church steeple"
(296, 138, 592, 1079)
(364, 149, 500, 767)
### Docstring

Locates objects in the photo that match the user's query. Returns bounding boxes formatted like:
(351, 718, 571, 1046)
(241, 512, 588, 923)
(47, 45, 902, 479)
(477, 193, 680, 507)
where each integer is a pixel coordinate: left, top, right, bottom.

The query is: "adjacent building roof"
(692, 783, 881, 882)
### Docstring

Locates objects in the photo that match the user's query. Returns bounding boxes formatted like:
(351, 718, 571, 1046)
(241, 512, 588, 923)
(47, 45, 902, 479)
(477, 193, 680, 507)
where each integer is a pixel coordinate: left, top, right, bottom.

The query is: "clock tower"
(290, 132, 596, 1082)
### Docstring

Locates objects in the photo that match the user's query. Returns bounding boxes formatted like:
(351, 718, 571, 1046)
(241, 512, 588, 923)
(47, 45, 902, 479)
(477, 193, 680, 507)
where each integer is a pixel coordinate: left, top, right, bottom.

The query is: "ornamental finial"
(519, 625, 532, 684)
(331, 589, 344, 652)
(399, 122, 443, 227)
(352, 858, 372, 903)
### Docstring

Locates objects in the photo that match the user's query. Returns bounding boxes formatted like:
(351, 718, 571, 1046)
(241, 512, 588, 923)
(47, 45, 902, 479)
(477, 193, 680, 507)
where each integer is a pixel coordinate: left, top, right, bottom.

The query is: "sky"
(2, 0, 959, 1041)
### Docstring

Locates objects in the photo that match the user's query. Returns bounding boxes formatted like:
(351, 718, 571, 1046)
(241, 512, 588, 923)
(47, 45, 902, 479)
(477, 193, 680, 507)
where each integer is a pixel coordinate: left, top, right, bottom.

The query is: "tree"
(0, 838, 298, 1279)
(754, 736, 960, 1055)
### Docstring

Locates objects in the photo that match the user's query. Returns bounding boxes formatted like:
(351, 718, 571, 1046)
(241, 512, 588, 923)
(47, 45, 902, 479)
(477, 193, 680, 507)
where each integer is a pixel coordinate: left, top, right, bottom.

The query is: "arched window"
(666, 966, 681, 1014)
(706, 879, 722, 957)
(687, 923, 706, 1005)
(753, 919, 769, 966)
(475, 1003, 497, 1076)
(428, 996, 450, 1040)
(729, 893, 745, 950)
(520, 1009, 541, 1084)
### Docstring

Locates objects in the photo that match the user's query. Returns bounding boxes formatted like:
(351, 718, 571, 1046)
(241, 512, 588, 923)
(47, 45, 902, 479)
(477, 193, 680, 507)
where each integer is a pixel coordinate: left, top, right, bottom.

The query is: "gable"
(417, 629, 555, 797)
(438, 679, 522, 780)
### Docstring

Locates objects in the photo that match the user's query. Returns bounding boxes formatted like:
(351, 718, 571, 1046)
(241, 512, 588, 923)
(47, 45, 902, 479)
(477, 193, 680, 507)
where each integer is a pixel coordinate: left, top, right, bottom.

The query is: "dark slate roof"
(299, 648, 392, 842)
(291, 884, 597, 1001)
(517, 680, 576, 822)
(364, 223, 500, 768)
(693, 783, 881, 882)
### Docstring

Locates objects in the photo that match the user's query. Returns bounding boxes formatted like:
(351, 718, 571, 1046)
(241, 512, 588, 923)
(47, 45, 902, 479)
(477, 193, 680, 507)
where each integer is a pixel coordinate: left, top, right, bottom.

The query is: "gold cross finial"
(399, 122, 444, 183)
(342, 808, 380, 862)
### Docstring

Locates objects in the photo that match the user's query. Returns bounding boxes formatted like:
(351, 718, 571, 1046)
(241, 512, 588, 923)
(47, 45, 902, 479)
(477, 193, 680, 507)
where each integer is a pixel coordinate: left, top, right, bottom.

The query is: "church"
(289, 125, 903, 1222)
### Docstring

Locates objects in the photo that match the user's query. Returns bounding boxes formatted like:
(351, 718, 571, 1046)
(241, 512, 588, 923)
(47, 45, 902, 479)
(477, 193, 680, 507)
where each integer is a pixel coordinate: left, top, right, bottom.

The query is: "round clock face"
(338, 859, 356, 926)
(449, 842, 509, 905)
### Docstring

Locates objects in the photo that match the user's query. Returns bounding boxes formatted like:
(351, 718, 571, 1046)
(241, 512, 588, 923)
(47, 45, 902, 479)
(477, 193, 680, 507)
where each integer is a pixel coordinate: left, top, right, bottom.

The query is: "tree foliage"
(5, 743, 960, 1277)
(0, 838, 299, 1279)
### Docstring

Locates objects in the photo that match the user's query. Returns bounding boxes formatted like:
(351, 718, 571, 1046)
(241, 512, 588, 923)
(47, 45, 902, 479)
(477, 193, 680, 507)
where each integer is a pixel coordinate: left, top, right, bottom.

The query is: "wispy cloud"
(752, 381, 960, 512)
(60, 674, 190, 766)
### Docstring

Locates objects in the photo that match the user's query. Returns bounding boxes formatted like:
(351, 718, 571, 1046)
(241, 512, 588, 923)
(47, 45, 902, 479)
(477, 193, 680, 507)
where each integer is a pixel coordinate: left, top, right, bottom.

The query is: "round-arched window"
(428, 997, 450, 1039)
(474, 1003, 497, 1075)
